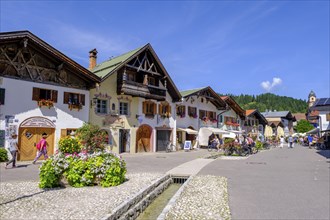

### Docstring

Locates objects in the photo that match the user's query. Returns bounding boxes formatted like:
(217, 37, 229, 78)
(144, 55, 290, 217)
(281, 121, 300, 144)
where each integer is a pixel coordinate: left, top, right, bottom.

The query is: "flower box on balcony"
(37, 99, 54, 109)
(68, 103, 82, 111)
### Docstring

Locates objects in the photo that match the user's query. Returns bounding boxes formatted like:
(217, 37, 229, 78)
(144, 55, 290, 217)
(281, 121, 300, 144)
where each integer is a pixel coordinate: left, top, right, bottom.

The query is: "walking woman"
(5, 134, 20, 168)
(32, 133, 49, 164)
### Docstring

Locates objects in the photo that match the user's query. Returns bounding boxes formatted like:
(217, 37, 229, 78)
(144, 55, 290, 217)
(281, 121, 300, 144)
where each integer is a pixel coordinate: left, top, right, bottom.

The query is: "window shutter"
(159, 104, 163, 114)
(142, 101, 146, 114)
(153, 103, 157, 114)
(63, 92, 70, 104)
(80, 94, 85, 106)
(52, 90, 58, 103)
(168, 105, 172, 114)
(61, 129, 67, 138)
(0, 88, 5, 105)
(32, 87, 40, 101)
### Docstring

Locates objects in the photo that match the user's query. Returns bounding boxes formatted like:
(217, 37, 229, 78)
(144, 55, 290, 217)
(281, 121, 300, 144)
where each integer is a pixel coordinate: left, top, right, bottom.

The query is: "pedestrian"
(288, 136, 293, 148)
(280, 136, 285, 148)
(307, 135, 313, 149)
(5, 133, 20, 169)
(33, 133, 49, 164)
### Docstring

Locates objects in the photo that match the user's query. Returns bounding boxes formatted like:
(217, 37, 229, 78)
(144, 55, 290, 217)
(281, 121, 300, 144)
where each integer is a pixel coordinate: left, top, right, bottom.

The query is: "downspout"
(217, 104, 230, 128)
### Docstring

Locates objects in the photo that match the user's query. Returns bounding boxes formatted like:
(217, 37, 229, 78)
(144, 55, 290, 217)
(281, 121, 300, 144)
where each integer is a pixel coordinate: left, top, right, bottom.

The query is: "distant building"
(261, 111, 296, 135)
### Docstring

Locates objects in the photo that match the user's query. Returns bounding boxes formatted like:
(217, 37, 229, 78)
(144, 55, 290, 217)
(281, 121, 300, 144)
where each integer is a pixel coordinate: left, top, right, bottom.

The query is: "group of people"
(5, 133, 49, 169)
(209, 134, 256, 152)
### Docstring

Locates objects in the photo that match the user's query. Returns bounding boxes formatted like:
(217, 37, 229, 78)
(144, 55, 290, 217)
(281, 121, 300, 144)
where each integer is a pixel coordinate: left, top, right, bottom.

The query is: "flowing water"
(136, 183, 181, 220)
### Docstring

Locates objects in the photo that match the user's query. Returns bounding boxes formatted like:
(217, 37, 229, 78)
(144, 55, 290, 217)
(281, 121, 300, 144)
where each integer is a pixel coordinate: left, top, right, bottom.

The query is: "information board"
(184, 140, 192, 151)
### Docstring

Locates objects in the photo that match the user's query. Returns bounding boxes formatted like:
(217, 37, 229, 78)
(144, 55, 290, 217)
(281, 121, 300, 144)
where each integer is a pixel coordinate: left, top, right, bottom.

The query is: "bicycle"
(165, 141, 176, 153)
(208, 142, 219, 152)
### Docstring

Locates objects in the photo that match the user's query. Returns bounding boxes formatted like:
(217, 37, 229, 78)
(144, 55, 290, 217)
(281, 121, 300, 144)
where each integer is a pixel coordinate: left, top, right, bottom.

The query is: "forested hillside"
(220, 93, 308, 113)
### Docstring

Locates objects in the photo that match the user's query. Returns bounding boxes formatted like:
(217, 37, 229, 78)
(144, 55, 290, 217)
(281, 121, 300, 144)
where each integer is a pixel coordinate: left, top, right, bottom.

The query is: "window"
(0, 88, 5, 105)
(63, 92, 85, 105)
(176, 105, 186, 117)
(119, 102, 129, 115)
(149, 76, 156, 86)
(143, 101, 157, 117)
(61, 129, 77, 138)
(159, 102, 171, 115)
(96, 99, 108, 114)
(127, 72, 135, 81)
(188, 106, 197, 118)
(326, 113, 330, 121)
(199, 110, 207, 120)
(207, 111, 216, 120)
(218, 115, 223, 123)
(32, 87, 58, 102)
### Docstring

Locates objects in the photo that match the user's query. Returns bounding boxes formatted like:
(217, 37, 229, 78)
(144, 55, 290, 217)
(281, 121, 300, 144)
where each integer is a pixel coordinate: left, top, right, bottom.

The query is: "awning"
(177, 128, 198, 134)
(228, 130, 245, 134)
(306, 127, 319, 134)
(208, 127, 230, 134)
(222, 132, 236, 139)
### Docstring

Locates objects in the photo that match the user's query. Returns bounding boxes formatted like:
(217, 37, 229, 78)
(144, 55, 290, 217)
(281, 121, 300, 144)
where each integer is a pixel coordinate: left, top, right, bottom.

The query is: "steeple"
(308, 90, 316, 107)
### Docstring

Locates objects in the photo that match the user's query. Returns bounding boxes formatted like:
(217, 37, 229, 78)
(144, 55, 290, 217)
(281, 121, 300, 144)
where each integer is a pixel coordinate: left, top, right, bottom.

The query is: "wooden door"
(136, 125, 152, 153)
(19, 127, 55, 161)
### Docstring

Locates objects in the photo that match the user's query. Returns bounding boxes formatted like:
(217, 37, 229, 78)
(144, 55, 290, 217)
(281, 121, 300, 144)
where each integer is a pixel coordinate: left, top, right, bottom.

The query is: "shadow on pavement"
(316, 150, 330, 159)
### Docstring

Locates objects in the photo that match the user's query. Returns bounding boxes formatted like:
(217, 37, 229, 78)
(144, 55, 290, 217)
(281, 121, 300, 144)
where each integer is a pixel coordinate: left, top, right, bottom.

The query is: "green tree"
(295, 119, 314, 133)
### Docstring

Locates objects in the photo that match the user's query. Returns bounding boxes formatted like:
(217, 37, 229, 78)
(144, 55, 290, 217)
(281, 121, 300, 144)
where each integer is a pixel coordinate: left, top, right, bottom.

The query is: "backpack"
(36, 139, 45, 150)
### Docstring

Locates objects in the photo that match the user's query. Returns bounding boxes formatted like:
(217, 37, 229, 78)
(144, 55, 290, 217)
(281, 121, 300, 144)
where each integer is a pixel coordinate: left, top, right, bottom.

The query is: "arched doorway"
(136, 124, 152, 153)
(18, 117, 55, 161)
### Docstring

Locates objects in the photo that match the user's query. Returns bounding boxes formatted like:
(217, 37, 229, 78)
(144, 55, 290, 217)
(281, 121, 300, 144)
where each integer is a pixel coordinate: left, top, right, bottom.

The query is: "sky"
(1, 1, 329, 101)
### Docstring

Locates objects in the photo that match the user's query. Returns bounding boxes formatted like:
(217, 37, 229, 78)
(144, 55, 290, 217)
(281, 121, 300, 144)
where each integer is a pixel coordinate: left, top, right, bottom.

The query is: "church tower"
(308, 90, 316, 107)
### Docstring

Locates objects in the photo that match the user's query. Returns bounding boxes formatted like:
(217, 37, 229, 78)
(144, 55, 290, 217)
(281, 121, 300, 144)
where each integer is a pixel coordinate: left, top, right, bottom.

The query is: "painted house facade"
(245, 109, 268, 137)
(261, 111, 296, 136)
(0, 31, 100, 160)
(219, 96, 246, 135)
(176, 87, 227, 148)
(89, 44, 181, 154)
(309, 98, 330, 134)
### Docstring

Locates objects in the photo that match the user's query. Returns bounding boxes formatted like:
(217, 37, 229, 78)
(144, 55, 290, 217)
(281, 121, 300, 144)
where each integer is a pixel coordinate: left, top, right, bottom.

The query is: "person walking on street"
(5, 134, 20, 169)
(308, 135, 313, 149)
(288, 136, 293, 148)
(280, 136, 285, 148)
(33, 133, 49, 164)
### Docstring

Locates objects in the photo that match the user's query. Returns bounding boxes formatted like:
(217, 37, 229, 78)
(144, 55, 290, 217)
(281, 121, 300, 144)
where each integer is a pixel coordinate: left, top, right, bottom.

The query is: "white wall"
(0, 77, 90, 150)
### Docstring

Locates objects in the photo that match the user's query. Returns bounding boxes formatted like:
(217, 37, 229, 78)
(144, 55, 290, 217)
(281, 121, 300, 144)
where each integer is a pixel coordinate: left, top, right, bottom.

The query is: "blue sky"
(1, 1, 329, 101)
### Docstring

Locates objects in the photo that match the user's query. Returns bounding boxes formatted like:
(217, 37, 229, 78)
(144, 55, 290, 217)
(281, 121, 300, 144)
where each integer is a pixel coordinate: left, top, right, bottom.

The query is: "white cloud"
(261, 77, 282, 92)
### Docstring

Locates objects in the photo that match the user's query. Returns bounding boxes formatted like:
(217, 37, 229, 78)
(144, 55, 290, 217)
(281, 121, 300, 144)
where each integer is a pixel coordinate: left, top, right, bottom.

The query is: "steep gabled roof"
(0, 30, 101, 83)
(221, 96, 245, 119)
(180, 86, 226, 110)
(91, 43, 182, 102)
(92, 47, 142, 79)
(246, 109, 268, 125)
(261, 111, 295, 121)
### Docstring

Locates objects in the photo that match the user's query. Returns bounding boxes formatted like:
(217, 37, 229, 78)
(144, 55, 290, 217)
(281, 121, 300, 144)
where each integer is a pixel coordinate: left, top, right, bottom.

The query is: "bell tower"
(308, 90, 316, 107)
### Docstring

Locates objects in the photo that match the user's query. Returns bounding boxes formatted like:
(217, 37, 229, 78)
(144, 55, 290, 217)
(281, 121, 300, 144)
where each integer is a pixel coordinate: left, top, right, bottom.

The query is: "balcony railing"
(119, 80, 166, 100)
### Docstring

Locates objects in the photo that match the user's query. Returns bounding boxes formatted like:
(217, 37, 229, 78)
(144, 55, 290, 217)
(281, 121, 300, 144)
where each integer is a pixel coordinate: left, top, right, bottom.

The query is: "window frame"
(96, 99, 108, 114)
(119, 102, 129, 116)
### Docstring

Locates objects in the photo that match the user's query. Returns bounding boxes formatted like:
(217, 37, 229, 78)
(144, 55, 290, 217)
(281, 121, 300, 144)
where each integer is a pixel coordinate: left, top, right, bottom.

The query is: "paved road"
(1, 146, 329, 220)
(199, 145, 330, 220)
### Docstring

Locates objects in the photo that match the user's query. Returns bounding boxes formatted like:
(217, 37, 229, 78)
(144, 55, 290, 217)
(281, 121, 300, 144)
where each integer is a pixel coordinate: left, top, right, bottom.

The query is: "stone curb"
(101, 174, 171, 220)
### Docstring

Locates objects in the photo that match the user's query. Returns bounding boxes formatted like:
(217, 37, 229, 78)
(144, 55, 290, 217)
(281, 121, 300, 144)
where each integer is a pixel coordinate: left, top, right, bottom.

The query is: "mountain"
(220, 93, 308, 113)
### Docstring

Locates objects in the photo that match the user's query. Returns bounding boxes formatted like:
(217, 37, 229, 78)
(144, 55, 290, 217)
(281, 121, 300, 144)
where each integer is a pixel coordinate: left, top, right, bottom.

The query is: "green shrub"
(255, 141, 263, 150)
(39, 151, 126, 189)
(58, 137, 82, 154)
(0, 148, 8, 162)
(39, 159, 62, 188)
(224, 138, 234, 144)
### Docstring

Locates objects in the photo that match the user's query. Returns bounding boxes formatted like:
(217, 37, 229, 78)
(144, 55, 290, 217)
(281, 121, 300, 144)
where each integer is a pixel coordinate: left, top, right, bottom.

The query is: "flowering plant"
(161, 112, 171, 119)
(39, 150, 126, 188)
(202, 116, 209, 122)
(37, 99, 54, 109)
(58, 137, 82, 154)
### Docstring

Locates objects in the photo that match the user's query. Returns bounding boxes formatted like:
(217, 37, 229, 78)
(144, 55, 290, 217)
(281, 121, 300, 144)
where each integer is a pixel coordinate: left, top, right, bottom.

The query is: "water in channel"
(136, 183, 181, 220)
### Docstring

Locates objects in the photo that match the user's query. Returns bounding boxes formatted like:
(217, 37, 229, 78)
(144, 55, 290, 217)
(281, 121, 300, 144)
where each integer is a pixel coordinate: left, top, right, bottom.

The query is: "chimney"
(89, 48, 98, 70)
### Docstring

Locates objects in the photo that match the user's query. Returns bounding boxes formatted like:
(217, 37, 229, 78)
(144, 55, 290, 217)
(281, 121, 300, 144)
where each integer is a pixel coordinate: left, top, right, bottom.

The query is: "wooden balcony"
(118, 80, 166, 101)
